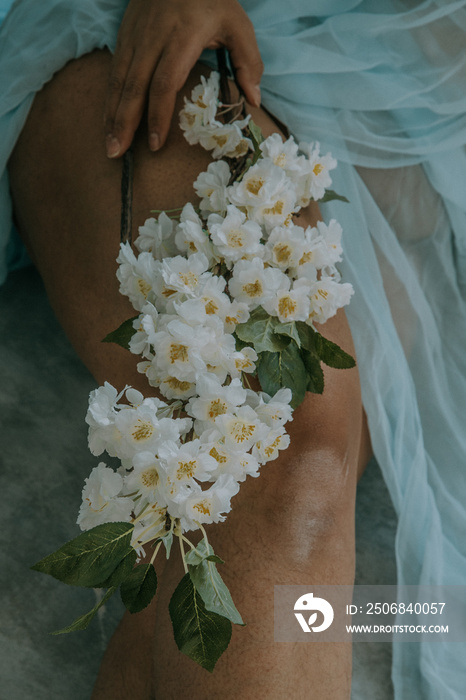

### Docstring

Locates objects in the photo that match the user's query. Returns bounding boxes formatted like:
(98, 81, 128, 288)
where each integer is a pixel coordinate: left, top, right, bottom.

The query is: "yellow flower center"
(165, 377, 193, 392)
(204, 298, 219, 314)
(137, 278, 151, 298)
(274, 153, 287, 167)
(213, 134, 228, 147)
(246, 177, 264, 196)
(141, 468, 159, 488)
(278, 296, 297, 319)
(227, 230, 244, 248)
(208, 399, 228, 419)
(299, 251, 313, 266)
(193, 500, 211, 516)
(263, 200, 285, 216)
(274, 243, 292, 265)
(313, 163, 324, 176)
(179, 271, 198, 288)
(209, 446, 228, 464)
(132, 420, 154, 442)
(169, 343, 189, 363)
(242, 279, 263, 297)
(177, 460, 197, 480)
(231, 420, 256, 444)
(235, 356, 254, 371)
(264, 436, 283, 458)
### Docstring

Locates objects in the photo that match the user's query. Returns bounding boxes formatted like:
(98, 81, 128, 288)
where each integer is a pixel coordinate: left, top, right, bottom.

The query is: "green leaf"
(52, 586, 117, 635)
(185, 539, 242, 626)
(301, 349, 325, 394)
(235, 307, 289, 354)
(31, 522, 135, 588)
(257, 344, 307, 409)
(319, 189, 349, 204)
(233, 333, 251, 353)
(102, 316, 138, 350)
(93, 548, 137, 588)
(159, 531, 174, 560)
(295, 321, 317, 352)
(120, 563, 158, 614)
(274, 321, 301, 348)
(314, 332, 356, 369)
(206, 554, 224, 564)
(248, 120, 264, 147)
(169, 573, 232, 672)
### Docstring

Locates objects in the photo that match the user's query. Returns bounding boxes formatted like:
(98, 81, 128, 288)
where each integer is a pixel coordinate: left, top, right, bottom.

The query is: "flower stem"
(178, 533, 188, 574)
(150, 539, 163, 566)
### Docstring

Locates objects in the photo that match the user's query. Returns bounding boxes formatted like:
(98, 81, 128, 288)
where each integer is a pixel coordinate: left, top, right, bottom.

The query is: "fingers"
(223, 17, 264, 108)
(104, 31, 164, 158)
(104, 0, 264, 159)
(147, 40, 208, 151)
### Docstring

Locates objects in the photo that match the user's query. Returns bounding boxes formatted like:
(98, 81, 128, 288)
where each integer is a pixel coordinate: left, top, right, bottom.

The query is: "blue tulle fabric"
(1, 1, 465, 697)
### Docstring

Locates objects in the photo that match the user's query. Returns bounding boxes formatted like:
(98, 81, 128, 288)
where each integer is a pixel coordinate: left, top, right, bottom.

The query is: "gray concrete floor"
(0, 267, 397, 699)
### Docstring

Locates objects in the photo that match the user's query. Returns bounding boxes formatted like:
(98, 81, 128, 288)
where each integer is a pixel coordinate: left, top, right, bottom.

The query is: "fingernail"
(149, 133, 160, 151)
(106, 135, 121, 158)
(252, 85, 261, 108)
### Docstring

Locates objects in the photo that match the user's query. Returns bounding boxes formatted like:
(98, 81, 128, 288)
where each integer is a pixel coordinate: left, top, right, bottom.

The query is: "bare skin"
(9, 46, 371, 700)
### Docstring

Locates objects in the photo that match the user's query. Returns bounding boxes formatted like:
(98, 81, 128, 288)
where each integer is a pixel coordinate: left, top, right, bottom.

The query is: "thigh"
(8, 49, 371, 699)
(8, 48, 370, 470)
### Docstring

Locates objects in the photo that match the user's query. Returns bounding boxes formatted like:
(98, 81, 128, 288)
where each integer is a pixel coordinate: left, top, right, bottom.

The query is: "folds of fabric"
(1, 1, 465, 697)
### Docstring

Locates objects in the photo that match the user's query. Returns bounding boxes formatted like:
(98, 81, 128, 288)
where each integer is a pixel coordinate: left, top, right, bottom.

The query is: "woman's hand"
(105, 0, 263, 158)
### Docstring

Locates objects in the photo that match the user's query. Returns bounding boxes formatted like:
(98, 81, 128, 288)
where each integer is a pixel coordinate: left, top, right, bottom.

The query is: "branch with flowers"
(32, 70, 355, 672)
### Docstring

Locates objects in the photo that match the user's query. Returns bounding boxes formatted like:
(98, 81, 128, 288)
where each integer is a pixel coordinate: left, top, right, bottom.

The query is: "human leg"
(8, 49, 371, 699)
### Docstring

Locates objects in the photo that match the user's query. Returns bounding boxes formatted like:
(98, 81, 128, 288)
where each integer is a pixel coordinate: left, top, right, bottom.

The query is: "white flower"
(86, 383, 124, 457)
(194, 161, 231, 214)
(200, 428, 260, 482)
(229, 258, 289, 309)
(151, 319, 212, 382)
(222, 300, 250, 333)
(208, 205, 263, 266)
(158, 373, 198, 401)
(300, 276, 354, 325)
(214, 405, 268, 452)
(179, 72, 220, 141)
(128, 302, 159, 358)
(247, 387, 293, 428)
(298, 141, 337, 203)
(227, 158, 298, 230)
(152, 253, 211, 312)
(252, 426, 291, 464)
(313, 220, 343, 266)
(229, 346, 258, 378)
(86, 382, 122, 428)
(116, 243, 161, 312)
(169, 474, 240, 532)
(158, 439, 218, 498)
(77, 463, 133, 530)
(264, 225, 306, 271)
(259, 134, 305, 175)
(125, 451, 167, 505)
(199, 121, 252, 159)
(262, 285, 311, 323)
(192, 276, 230, 318)
(174, 204, 216, 264)
(114, 402, 189, 459)
(186, 375, 246, 432)
(135, 213, 178, 260)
